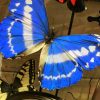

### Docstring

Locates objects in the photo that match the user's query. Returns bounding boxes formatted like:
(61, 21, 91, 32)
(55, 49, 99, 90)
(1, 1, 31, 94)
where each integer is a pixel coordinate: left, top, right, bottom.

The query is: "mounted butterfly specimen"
(0, 0, 100, 90)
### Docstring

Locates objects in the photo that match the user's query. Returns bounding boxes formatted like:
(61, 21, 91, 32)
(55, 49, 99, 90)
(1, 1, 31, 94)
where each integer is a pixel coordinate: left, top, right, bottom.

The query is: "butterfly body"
(45, 31, 55, 44)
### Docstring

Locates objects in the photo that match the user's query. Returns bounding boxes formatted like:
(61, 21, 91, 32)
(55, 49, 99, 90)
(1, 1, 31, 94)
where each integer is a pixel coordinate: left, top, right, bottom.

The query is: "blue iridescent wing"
(9, 0, 49, 32)
(0, 0, 48, 58)
(40, 34, 100, 90)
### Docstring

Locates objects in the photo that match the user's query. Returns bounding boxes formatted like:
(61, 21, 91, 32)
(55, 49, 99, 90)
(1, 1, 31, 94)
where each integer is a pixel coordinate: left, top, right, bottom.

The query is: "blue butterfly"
(0, 0, 100, 90)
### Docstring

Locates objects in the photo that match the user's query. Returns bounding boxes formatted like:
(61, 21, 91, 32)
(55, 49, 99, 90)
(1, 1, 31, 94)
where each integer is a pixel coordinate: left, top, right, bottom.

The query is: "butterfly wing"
(9, 0, 49, 32)
(0, 0, 48, 58)
(56, 34, 100, 70)
(40, 34, 100, 90)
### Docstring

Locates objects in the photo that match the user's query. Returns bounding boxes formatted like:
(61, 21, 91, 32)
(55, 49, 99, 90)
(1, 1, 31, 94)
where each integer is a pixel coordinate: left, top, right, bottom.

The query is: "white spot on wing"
(11, 9, 17, 12)
(97, 39, 100, 42)
(96, 52, 100, 57)
(25, 0, 32, 4)
(86, 63, 89, 68)
(15, 3, 20, 7)
(74, 50, 82, 56)
(90, 58, 94, 63)
(24, 6, 33, 13)
(80, 47, 89, 56)
(93, 34, 100, 38)
(89, 46, 96, 52)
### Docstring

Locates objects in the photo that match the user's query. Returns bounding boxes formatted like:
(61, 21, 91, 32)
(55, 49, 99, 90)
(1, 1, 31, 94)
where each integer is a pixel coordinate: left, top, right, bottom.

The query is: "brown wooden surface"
(0, 0, 100, 100)
(92, 87, 100, 100)
(0, 0, 10, 22)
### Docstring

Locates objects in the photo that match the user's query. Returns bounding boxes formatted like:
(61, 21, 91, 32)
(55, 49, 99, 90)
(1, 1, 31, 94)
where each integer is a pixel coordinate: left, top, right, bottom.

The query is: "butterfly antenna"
(49, 26, 55, 37)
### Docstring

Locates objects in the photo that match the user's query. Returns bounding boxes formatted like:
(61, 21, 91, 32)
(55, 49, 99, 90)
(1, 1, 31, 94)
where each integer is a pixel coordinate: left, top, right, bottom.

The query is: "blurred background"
(0, 0, 100, 100)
